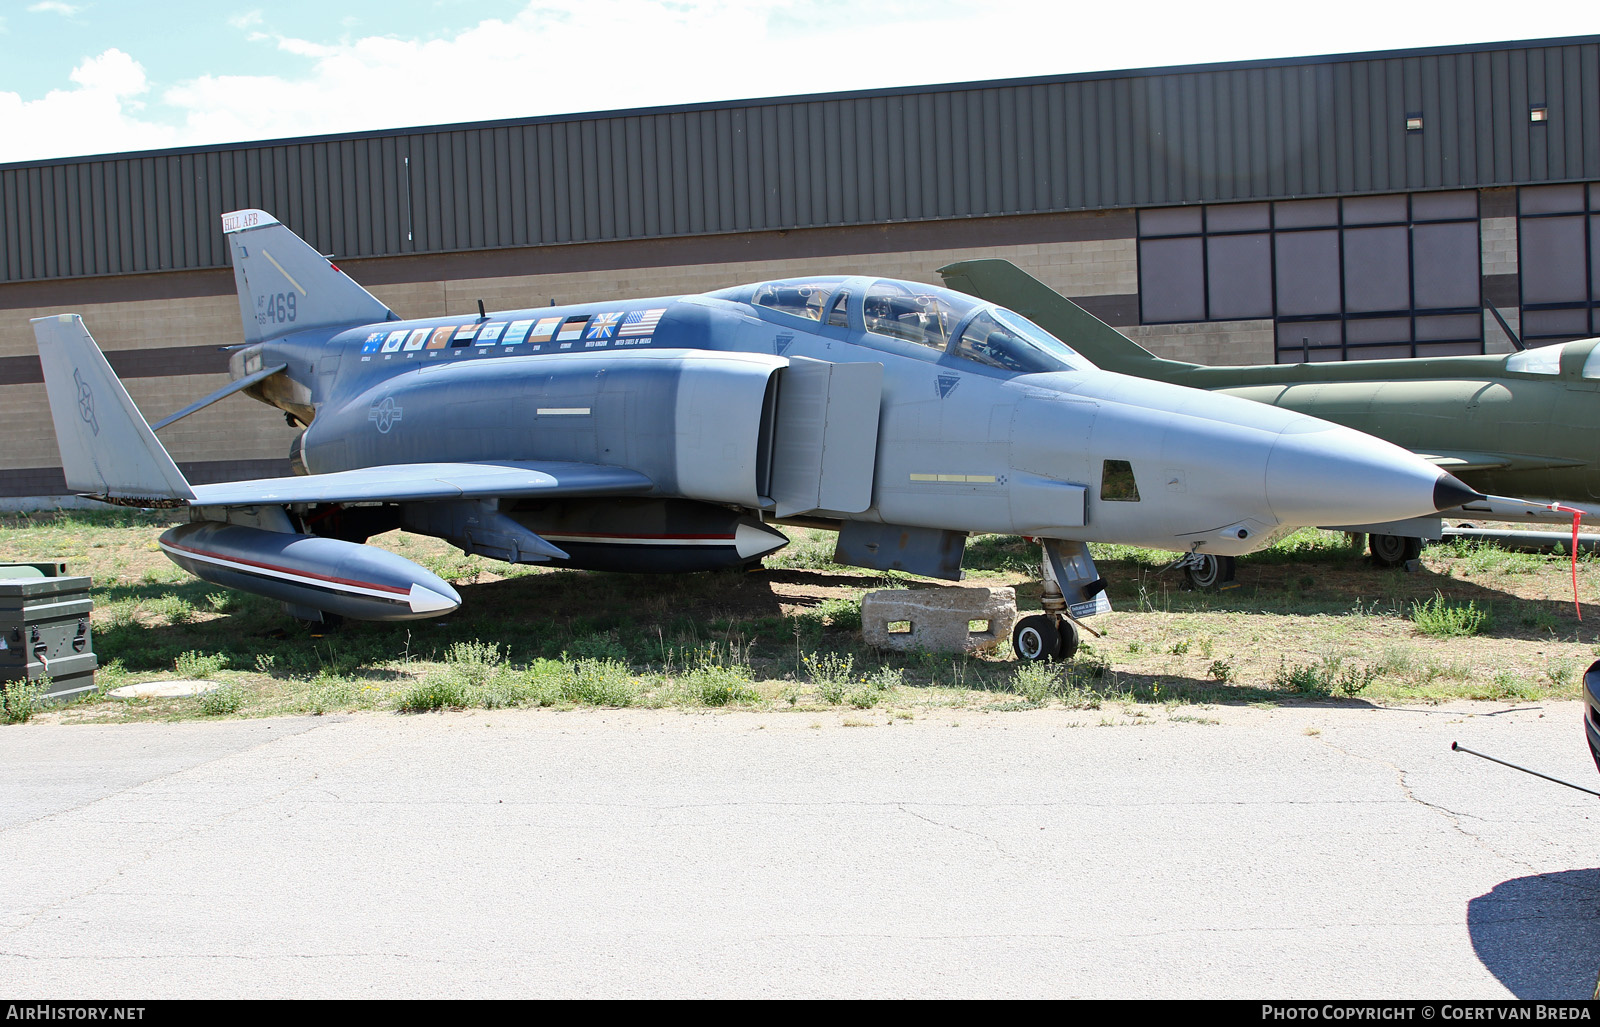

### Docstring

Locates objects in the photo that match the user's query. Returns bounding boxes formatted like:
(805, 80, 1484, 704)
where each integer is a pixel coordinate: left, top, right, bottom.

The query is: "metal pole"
(1451, 741, 1600, 798)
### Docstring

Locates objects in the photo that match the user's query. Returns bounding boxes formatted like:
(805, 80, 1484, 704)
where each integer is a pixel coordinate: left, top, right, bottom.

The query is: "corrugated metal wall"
(3, 37, 1597, 285)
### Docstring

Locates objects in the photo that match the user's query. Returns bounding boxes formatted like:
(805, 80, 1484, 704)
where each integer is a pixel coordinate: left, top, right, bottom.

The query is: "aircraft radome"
(32, 210, 1482, 661)
(941, 257, 1600, 579)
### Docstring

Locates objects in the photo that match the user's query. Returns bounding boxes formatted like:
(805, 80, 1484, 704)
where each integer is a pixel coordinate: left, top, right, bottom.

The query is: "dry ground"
(2, 510, 1596, 724)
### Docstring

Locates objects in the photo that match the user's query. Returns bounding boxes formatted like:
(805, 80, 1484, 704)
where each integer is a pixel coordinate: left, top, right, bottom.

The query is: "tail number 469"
(257, 292, 297, 325)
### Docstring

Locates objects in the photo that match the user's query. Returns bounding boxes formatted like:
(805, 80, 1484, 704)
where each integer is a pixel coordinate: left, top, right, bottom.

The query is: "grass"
(1409, 592, 1490, 638)
(5, 514, 1598, 724)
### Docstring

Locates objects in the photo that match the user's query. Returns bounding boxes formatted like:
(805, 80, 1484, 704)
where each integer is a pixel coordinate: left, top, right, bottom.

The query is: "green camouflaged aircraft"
(940, 258, 1599, 580)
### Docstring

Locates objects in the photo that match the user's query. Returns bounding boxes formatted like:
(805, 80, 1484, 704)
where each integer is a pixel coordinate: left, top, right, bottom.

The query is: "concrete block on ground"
(861, 586, 1017, 653)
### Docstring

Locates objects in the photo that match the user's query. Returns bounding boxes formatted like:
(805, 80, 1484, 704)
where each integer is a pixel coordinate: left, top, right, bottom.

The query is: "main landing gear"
(1011, 538, 1110, 663)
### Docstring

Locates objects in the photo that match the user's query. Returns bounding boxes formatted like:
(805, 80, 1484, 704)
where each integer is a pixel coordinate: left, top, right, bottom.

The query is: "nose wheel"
(1012, 614, 1080, 662)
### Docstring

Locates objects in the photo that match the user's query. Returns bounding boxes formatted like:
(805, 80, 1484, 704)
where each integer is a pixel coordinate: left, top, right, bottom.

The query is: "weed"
(254, 653, 278, 675)
(1520, 608, 1560, 631)
(174, 650, 226, 679)
(443, 639, 508, 687)
(568, 632, 629, 662)
(1011, 660, 1063, 704)
(844, 666, 901, 709)
(560, 658, 638, 707)
(814, 596, 863, 632)
(803, 651, 855, 705)
(2, 678, 46, 724)
(303, 676, 357, 715)
(197, 682, 246, 716)
(1273, 655, 1376, 698)
(397, 677, 469, 713)
(147, 594, 197, 625)
(678, 662, 761, 707)
(204, 592, 236, 613)
(1207, 659, 1234, 683)
(1488, 670, 1540, 701)
(1409, 592, 1489, 638)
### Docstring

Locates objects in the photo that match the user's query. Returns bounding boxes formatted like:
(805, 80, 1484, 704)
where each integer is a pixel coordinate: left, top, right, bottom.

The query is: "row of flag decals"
(360, 309, 668, 355)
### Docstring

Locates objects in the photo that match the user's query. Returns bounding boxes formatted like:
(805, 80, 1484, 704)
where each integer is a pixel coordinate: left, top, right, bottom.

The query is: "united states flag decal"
(619, 308, 666, 337)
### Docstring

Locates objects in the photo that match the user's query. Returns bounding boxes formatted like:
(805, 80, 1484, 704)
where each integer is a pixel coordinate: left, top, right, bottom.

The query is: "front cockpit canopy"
(718, 276, 1096, 374)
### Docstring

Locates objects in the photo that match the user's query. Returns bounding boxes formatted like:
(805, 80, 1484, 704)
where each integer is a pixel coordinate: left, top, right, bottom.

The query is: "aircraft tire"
(1056, 618, 1080, 662)
(1013, 615, 1060, 663)
(1184, 554, 1236, 591)
(1369, 533, 1423, 567)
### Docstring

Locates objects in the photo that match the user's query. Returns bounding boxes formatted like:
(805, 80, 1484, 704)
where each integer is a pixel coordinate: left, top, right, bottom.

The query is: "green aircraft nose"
(1433, 473, 1486, 512)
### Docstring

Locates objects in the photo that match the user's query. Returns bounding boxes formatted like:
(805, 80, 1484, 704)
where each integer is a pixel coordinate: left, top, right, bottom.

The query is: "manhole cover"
(106, 679, 222, 699)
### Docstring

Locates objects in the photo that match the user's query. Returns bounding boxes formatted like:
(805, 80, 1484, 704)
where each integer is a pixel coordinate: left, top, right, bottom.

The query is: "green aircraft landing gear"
(1171, 551, 1237, 590)
(1179, 553, 1237, 591)
(1369, 533, 1423, 567)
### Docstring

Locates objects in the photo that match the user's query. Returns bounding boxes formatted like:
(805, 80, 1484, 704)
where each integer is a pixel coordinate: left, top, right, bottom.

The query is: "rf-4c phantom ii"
(32, 209, 1481, 661)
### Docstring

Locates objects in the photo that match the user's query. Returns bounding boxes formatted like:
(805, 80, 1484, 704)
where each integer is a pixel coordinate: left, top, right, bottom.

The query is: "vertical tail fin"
(222, 209, 395, 344)
(938, 258, 1198, 376)
(32, 315, 194, 506)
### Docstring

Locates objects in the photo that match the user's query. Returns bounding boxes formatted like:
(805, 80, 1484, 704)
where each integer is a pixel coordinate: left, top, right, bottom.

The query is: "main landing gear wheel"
(1013, 615, 1080, 662)
(1369, 533, 1423, 568)
(1183, 554, 1236, 591)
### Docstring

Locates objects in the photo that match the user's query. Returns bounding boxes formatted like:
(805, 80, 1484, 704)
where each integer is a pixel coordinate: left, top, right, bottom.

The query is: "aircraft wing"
(1415, 450, 1585, 474)
(189, 461, 653, 506)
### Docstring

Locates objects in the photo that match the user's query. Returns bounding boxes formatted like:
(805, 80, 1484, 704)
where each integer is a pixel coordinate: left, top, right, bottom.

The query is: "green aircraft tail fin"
(937, 258, 1197, 376)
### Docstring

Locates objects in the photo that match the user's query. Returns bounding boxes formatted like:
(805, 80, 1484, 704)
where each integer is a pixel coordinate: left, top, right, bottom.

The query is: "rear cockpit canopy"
(715, 275, 1096, 374)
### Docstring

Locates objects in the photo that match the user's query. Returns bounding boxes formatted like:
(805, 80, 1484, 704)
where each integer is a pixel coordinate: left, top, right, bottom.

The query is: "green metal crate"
(0, 574, 96, 705)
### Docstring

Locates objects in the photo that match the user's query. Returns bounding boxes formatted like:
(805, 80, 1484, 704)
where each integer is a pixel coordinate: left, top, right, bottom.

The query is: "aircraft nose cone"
(1264, 420, 1464, 526)
(1433, 472, 1485, 512)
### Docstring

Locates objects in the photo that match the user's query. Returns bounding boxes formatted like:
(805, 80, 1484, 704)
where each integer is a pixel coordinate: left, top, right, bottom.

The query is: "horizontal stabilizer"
(151, 362, 287, 431)
(938, 258, 1188, 375)
(32, 314, 195, 506)
(190, 460, 653, 506)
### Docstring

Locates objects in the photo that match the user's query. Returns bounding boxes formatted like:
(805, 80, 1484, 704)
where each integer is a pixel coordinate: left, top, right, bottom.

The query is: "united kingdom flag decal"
(586, 312, 622, 340)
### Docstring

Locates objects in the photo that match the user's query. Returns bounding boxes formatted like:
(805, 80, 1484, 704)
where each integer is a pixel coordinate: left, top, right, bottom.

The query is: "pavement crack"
(898, 804, 1017, 861)
(1315, 734, 1538, 874)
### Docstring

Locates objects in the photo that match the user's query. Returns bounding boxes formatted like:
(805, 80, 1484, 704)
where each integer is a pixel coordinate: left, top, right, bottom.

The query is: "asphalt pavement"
(1, 701, 1595, 998)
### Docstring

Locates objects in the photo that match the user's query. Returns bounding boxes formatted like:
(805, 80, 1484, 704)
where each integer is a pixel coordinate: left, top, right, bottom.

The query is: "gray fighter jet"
(32, 210, 1480, 660)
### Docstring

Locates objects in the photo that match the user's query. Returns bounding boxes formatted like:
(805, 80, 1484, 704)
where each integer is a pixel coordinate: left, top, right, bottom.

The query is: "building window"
(1518, 184, 1599, 345)
(1138, 192, 1482, 362)
(1530, 106, 1549, 123)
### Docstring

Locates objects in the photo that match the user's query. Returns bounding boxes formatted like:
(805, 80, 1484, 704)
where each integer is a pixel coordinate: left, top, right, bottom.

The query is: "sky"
(3, 0, 1600, 165)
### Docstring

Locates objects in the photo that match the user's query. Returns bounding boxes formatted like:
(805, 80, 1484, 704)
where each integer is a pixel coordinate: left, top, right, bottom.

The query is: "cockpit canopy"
(714, 276, 1096, 374)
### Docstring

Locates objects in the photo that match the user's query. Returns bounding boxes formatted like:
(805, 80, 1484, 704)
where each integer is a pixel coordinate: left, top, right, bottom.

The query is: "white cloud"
(27, 2, 80, 14)
(0, 49, 179, 162)
(8, 0, 1600, 164)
